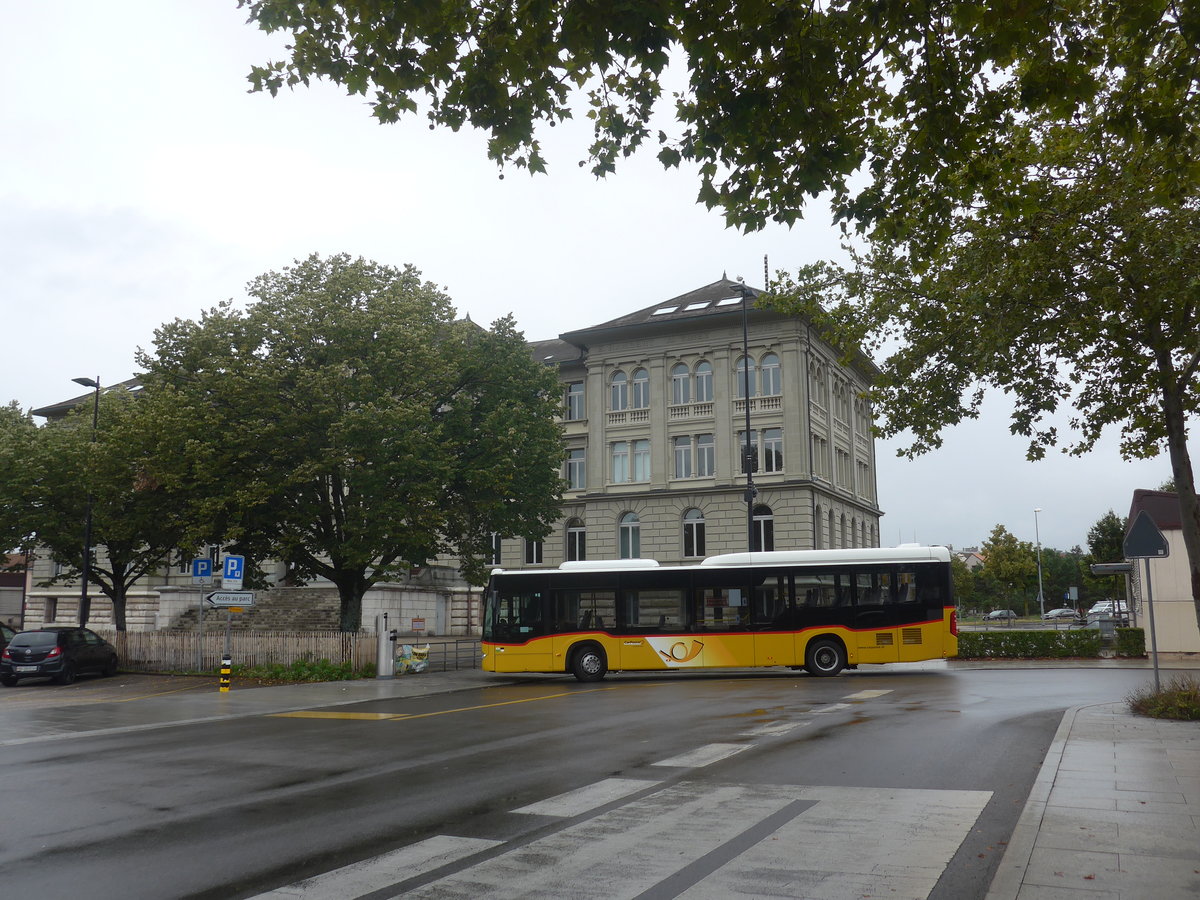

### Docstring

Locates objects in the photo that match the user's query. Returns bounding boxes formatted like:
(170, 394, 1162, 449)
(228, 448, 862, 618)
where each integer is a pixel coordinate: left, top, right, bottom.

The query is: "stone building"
(491, 277, 882, 570)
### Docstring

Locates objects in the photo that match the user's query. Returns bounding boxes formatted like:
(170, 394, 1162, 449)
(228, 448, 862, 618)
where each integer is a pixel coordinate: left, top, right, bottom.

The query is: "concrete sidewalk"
(987, 701, 1200, 900)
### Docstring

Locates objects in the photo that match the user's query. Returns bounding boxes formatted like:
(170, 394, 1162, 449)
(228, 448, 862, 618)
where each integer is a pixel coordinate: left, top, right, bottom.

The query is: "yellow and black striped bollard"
(219, 653, 232, 692)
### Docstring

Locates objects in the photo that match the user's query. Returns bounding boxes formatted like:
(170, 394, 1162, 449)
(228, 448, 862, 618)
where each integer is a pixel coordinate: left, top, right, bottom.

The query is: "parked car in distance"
(1087, 600, 1130, 626)
(0, 626, 118, 686)
(984, 609, 1018, 620)
(1042, 608, 1080, 620)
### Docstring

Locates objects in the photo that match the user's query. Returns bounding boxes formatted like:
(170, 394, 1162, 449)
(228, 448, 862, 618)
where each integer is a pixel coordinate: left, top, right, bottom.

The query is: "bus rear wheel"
(571, 645, 607, 683)
(805, 639, 845, 677)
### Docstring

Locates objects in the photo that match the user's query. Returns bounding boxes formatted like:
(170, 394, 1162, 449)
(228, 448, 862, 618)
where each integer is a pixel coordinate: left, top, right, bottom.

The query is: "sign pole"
(1143, 558, 1161, 692)
(220, 609, 233, 692)
(197, 595, 203, 672)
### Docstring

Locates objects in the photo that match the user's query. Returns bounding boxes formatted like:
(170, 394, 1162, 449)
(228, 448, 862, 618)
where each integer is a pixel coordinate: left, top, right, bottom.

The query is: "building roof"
(529, 339, 585, 365)
(558, 277, 760, 345)
(30, 377, 143, 420)
(1128, 489, 1182, 532)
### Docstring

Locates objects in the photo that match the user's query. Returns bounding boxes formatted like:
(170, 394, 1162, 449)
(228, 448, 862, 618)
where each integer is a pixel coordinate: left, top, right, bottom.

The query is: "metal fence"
(109, 630, 481, 675)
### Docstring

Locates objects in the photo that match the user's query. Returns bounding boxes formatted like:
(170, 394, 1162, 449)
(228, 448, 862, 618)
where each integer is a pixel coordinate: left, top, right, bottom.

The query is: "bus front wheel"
(805, 639, 845, 677)
(571, 645, 607, 683)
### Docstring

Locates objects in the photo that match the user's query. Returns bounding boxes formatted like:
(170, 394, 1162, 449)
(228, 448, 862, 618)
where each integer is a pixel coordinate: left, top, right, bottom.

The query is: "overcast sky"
(1, 2, 1184, 554)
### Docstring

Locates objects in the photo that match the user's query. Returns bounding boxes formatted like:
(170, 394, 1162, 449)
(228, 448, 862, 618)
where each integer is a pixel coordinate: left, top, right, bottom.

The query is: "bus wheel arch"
(804, 636, 846, 677)
(569, 643, 608, 682)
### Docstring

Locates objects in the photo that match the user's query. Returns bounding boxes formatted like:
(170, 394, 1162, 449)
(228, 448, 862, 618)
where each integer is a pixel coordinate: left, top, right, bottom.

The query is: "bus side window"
(797, 575, 842, 607)
(553, 591, 580, 632)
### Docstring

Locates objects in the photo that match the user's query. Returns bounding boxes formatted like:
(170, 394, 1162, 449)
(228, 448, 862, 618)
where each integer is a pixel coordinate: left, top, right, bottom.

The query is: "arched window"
(814, 504, 822, 549)
(631, 368, 650, 409)
(840, 513, 847, 548)
(851, 516, 858, 549)
(736, 356, 756, 399)
(760, 353, 781, 396)
(694, 361, 714, 402)
(683, 508, 706, 558)
(619, 512, 641, 558)
(752, 504, 774, 552)
(828, 509, 835, 548)
(566, 518, 586, 561)
(610, 370, 628, 411)
(671, 363, 690, 405)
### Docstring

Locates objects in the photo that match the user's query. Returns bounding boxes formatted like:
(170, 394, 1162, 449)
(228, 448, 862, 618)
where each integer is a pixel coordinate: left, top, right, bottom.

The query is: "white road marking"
(741, 720, 811, 737)
(513, 777, 660, 818)
(248, 835, 501, 900)
(811, 702, 852, 713)
(843, 689, 893, 700)
(391, 783, 992, 900)
(651, 742, 747, 768)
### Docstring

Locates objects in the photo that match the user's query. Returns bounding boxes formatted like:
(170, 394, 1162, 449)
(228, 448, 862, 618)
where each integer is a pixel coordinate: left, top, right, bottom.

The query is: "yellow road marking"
(267, 685, 628, 722)
(273, 711, 410, 720)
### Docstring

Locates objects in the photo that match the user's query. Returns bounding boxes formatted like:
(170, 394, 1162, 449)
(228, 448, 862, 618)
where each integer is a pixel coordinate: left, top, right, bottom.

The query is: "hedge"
(957, 628, 1145, 659)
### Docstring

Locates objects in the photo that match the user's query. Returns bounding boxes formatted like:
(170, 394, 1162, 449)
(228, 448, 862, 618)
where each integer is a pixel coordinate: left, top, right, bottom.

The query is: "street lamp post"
(71, 376, 100, 626)
(1034, 506, 1045, 619)
(729, 281, 757, 553)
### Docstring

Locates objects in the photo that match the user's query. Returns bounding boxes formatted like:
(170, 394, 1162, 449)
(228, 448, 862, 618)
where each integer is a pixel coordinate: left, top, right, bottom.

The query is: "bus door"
(488, 583, 554, 672)
(687, 571, 754, 669)
(751, 573, 795, 666)
(617, 583, 691, 670)
(852, 569, 899, 663)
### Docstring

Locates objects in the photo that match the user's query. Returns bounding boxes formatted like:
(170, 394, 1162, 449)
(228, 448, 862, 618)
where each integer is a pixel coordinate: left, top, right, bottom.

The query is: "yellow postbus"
(481, 546, 957, 681)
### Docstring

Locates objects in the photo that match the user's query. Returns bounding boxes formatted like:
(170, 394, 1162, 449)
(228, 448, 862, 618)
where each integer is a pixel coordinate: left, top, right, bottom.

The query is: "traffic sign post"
(205, 589, 254, 692)
(1123, 510, 1169, 691)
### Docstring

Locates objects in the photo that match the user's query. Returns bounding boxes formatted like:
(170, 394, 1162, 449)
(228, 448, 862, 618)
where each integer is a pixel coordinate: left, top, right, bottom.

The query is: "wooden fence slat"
(106, 631, 479, 675)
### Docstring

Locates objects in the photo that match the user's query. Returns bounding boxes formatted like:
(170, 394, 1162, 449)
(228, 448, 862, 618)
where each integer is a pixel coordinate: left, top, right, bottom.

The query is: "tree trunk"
(333, 570, 370, 632)
(1160, 381, 1200, 635)
(98, 581, 128, 632)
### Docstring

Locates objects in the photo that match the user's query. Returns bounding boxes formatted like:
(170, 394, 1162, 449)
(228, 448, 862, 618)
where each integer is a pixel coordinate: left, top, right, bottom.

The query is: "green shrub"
(229, 657, 372, 682)
(1115, 627, 1146, 658)
(957, 630, 1104, 659)
(1127, 675, 1200, 720)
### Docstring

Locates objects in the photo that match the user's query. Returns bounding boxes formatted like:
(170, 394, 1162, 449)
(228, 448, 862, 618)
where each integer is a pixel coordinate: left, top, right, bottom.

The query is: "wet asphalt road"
(0, 665, 1169, 899)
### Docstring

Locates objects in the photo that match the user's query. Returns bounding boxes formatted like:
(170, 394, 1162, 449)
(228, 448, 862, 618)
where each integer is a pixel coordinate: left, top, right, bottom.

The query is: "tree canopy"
(139, 253, 564, 631)
(239, 2, 1200, 234)
(21, 390, 191, 630)
(0, 401, 37, 554)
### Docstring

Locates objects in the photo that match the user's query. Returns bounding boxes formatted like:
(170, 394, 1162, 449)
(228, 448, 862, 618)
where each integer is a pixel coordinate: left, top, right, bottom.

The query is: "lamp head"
(72, 377, 99, 389)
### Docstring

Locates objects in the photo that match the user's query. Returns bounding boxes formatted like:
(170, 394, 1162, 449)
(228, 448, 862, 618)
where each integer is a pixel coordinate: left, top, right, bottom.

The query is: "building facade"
(491, 277, 882, 570)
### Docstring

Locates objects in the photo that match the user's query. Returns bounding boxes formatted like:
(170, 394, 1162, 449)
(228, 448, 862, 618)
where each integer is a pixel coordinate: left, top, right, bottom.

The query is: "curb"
(984, 704, 1079, 900)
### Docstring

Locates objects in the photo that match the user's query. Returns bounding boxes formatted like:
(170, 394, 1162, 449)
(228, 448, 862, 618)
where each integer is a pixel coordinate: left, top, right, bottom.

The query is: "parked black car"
(0, 626, 118, 686)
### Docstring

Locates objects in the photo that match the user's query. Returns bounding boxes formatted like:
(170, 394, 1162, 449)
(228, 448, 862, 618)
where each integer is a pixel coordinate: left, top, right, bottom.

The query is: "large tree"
(140, 253, 564, 631)
(770, 106, 1200, 631)
(23, 390, 190, 631)
(979, 525, 1038, 615)
(0, 401, 37, 554)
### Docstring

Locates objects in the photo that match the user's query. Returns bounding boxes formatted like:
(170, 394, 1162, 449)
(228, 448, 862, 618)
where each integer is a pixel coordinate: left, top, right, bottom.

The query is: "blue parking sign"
(223, 555, 245, 585)
(191, 558, 213, 583)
